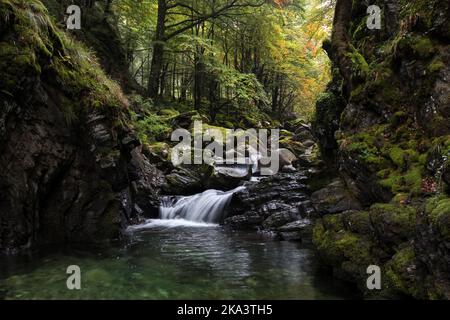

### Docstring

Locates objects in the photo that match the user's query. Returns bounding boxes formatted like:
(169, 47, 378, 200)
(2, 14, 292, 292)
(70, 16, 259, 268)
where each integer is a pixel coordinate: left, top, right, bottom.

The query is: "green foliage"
(113, 0, 330, 122)
(130, 112, 171, 143)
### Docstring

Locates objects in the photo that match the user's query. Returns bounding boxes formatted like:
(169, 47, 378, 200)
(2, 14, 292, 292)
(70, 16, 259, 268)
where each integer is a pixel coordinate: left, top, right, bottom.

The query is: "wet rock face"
(225, 171, 315, 241)
(0, 1, 164, 253)
(311, 179, 362, 215)
(0, 89, 164, 253)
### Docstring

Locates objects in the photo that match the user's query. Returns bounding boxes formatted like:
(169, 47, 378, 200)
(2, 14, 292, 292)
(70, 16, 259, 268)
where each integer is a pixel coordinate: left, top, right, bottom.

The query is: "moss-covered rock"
(312, 0, 450, 300)
(369, 203, 416, 249)
(313, 213, 379, 287)
(385, 246, 423, 298)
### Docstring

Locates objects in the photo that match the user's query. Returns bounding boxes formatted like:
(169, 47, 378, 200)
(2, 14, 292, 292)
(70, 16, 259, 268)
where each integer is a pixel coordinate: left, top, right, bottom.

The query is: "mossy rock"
(342, 210, 371, 234)
(158, 108, 179, 118)
(369, 203, 416, 247)
(398, 35, 437, 59)
(385, 246, 423, 298)
(313, 217, 376, 283)
(279, 137, 306, 157)
(425, 196, 450, 239)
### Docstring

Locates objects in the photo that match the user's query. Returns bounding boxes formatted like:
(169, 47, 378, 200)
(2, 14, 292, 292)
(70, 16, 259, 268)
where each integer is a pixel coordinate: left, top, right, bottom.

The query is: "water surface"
(0, 222, 359, 299)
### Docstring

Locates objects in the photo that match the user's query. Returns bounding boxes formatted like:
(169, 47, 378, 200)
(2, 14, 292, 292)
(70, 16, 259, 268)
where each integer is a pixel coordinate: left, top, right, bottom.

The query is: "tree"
(147, 0, 266, 100)
(113, 0, 331, 123)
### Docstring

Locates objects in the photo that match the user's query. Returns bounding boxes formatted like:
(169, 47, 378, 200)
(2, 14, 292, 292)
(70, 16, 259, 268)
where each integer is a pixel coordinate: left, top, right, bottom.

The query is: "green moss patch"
(0, 0, 128, 125)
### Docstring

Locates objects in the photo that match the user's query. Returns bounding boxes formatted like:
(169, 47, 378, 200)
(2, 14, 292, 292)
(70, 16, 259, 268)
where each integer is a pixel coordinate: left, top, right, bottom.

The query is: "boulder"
(281, 165, 297, 173)
(293, 129, 315, 143)
(279, 138, 306, 157)
(277, 219, 313, 241)
(207, 165, 251, 190)
(225, 171, 313, 231)
(163, 164, 214, 195)
(278, 148, 298, 167)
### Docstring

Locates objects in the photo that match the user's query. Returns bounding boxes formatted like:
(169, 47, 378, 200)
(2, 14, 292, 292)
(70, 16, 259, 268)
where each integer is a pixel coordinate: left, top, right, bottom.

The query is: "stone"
(281, 165, 297, 173)
(225, 171, 310, 231)
(311, 179, 362, 216)
(277, 219, 313, 241)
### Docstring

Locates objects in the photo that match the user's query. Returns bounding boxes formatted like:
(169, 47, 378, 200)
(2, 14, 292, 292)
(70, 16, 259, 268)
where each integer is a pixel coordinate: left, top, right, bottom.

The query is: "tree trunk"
(148, 0, 167, 100)
(331, 0, 353, 99)
(272, 74, 280, 114)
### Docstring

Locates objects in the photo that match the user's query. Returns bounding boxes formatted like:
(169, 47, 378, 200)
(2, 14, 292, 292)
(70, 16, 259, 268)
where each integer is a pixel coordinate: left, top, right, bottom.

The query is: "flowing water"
(158, 187, 245, 223)
(0, 188, 360, 300)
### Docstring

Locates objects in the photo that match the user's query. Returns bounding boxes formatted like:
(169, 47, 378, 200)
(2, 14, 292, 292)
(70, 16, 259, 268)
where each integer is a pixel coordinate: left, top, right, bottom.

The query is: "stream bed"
(0, 221, 360, 299)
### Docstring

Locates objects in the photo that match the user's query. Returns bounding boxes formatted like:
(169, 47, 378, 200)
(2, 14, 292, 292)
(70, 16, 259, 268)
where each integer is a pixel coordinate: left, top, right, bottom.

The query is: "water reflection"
(0, 225, 359, 299)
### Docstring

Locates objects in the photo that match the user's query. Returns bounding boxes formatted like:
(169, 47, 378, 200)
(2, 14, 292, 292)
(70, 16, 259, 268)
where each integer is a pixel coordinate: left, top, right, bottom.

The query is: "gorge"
(0, 0, 449, 300)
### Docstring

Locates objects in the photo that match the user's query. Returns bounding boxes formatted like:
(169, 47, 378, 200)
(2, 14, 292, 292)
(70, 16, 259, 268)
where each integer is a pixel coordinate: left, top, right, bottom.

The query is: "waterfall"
(160, 186, 245, 223)
(250, 153, 261, 174)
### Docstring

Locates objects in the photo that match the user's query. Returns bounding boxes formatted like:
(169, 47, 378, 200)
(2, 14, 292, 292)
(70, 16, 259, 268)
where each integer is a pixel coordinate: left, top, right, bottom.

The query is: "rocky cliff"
(313, 0, 450, 298)
(0, 0, 163, 254)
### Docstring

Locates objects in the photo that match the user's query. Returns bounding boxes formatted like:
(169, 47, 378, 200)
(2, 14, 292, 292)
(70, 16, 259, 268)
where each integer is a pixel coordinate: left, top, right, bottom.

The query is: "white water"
(159, 186, 245, 224)
(128, 218, 218, 229)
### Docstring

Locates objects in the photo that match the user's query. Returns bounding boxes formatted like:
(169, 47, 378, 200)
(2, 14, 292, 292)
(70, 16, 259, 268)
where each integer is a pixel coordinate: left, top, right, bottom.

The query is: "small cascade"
(159, 186, 245, 223)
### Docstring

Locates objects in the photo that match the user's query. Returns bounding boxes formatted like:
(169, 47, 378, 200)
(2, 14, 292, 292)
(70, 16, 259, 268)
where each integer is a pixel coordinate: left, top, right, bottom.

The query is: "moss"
(380, 166, 423, 195)
(343, 210, 371, 234)
(158, 108, 179, 118)
(426, 196, 450, 224)
(391, 193, 409, 205)
(314, 217, 375, 283)
(280, 129, 294, 139)
(341, 128, 390, 169)
(389, 111, 408, 127)
(403, 166, 423, 193)
(335, 232, 370, 260)
(350, 84, 364, 99)
(398, 35, 437, 59)
(369, 203, 416, 239)
(222, 121, 235, 128)
(428, 58, 445, 73)
(131, 112, 171, 143)
(321, 214, 345, 232)
(0, 0, 128, 126)
(418, 153, 428, 166)
(410, 37, 436, 58)
(389, 146, 406, 168)
(347, 47, 370, 79)
(279, 137, 306, 156)
(342, 123, 428, 196)
(385, 246, 421, 298)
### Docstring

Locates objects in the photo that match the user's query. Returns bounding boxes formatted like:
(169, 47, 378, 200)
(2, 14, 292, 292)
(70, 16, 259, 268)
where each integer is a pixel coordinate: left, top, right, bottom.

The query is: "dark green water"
(0, 221, 359, 299)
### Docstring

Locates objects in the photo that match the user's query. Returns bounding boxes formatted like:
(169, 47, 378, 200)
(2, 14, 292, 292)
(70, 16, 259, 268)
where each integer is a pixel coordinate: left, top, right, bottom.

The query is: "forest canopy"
(113, 0, 334, 123)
